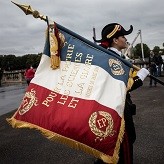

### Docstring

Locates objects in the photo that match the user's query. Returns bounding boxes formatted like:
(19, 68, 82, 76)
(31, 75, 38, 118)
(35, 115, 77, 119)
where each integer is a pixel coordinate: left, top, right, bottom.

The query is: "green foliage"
(0, 53, 42, 71)
(133, 43, 150, 58)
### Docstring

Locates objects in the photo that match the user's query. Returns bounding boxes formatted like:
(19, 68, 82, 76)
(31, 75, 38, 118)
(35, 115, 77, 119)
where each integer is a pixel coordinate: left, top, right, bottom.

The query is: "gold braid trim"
(6, 116, 125, 164)
(107, 25, 120, 39)
(111, 116, 125, 164)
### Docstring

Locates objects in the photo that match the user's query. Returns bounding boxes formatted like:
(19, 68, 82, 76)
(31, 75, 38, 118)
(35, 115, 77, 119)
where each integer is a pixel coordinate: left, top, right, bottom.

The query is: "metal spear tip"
(11, 0, 34, 15)
(11, 1, 47, 22)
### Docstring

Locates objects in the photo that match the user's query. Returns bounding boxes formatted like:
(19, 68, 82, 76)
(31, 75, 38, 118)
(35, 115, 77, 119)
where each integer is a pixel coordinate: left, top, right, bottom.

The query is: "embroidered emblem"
(18, 88, 38, 115)
(109, 59, 125, 75)
(89, 111, 115, 141)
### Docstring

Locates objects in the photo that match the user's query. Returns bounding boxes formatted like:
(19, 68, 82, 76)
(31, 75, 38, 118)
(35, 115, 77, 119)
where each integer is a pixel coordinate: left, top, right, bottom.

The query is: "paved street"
(0, 77, 164, 164)
(0, 84, 27, 116)
(132, 76, 164, 164)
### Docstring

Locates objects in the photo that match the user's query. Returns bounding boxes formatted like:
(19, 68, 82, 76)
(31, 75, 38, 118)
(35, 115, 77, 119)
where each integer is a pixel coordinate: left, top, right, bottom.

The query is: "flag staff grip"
(11, 1, 164, 86)
(132, 64, 164, 86)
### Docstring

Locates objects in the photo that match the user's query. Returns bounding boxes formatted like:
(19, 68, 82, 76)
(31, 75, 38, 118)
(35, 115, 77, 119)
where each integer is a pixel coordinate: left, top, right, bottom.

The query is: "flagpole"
(11, 1, 164, 86)
(140, 30, 145, 61)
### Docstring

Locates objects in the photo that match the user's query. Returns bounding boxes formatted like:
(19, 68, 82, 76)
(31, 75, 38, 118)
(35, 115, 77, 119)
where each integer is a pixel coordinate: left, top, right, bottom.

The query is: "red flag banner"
(7, 22, 133, 164)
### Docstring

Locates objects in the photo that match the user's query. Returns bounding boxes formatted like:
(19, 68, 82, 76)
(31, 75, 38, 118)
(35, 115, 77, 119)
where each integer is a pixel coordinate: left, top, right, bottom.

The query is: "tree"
(133, 43, 150, 59)
(1, 55, 16, 71)
(0, 53, 41, 71)
(24, 54, 41, 69)
(0, 55, 3, 69)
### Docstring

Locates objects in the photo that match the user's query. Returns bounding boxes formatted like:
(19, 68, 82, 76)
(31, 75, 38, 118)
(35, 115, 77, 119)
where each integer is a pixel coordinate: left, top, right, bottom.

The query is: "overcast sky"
(1, 0, 164, 56)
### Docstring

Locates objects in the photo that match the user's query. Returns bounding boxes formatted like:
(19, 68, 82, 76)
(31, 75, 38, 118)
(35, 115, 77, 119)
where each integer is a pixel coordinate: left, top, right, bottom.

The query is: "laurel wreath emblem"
(109, 59, 125, 75)
(88, 111, 115, 140)
(18, 88, 38, 115)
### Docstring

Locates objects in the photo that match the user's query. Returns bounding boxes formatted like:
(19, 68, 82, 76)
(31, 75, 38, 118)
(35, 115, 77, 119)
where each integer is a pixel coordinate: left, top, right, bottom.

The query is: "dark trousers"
(118, 131, 133, 164)
(26, 78, 32, 85)
(118, 96, 136, 164)
(149, 67, 157, 85)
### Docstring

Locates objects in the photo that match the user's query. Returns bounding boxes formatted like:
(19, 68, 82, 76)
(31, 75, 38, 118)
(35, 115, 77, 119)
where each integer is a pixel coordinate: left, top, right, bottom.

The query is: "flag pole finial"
(11, 1, 47, 22)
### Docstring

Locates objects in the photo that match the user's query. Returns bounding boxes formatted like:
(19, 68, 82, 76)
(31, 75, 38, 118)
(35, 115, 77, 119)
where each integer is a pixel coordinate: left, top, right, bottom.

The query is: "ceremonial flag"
(7, 21, 134, 164)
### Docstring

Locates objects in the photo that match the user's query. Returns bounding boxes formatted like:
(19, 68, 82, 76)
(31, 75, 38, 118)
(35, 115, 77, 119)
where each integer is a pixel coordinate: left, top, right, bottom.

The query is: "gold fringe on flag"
(6, 115, 125, 164)
(111, 116, 125, 163)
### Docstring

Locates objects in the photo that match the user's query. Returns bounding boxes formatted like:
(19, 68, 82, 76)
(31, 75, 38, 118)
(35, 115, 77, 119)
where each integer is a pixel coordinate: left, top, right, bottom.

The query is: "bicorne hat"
(93, 23, 133, 43)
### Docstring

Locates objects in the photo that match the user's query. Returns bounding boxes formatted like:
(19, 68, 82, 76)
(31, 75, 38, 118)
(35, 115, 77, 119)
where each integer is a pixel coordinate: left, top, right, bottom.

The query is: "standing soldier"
(93, 23, 149, 164)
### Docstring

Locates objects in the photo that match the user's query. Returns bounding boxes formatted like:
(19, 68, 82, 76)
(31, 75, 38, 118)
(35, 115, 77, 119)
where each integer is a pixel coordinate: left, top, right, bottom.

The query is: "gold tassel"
(49, 24, 60, 69)
(51, 55, 60, 69)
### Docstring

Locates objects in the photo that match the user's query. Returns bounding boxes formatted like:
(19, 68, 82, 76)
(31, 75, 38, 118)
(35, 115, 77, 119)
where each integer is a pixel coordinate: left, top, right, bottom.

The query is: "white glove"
(137, 68, 149, 81)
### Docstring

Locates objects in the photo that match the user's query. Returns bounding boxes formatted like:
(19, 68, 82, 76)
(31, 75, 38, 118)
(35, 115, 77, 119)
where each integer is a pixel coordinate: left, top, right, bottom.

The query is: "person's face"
(113, 36, 127, 51)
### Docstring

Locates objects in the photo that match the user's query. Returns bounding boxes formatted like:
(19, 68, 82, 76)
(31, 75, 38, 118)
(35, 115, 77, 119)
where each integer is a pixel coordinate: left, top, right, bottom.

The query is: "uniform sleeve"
(129, 76, 143, 92)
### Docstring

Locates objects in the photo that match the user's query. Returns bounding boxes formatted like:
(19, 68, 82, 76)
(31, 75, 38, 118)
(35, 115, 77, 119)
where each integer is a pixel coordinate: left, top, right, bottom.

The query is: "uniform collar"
(109, 47, 122, 57)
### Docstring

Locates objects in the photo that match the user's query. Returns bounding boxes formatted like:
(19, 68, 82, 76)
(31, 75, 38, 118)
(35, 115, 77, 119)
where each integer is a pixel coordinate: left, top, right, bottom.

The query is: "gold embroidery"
(18, 89, 38, 115)
(109, 59, 125, 75)
(89, 111, 115, 141)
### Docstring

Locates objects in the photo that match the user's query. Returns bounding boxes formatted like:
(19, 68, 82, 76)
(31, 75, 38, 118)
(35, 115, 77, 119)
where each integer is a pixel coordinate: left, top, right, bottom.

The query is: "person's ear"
(113, 38, 118, 44)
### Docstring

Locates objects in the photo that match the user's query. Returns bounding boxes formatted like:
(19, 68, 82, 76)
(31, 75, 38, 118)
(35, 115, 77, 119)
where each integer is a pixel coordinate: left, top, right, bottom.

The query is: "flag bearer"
(93, 23, 149, 164)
